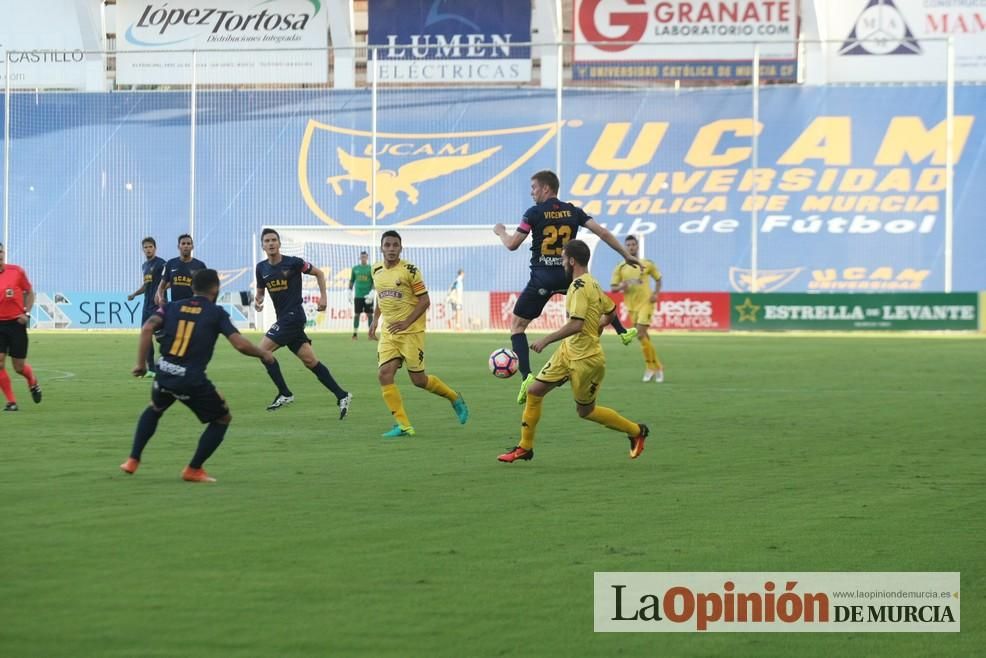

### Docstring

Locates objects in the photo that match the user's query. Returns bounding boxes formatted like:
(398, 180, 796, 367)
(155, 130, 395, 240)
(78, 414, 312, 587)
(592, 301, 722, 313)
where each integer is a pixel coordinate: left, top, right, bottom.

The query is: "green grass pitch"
(0, 332, 983, 657)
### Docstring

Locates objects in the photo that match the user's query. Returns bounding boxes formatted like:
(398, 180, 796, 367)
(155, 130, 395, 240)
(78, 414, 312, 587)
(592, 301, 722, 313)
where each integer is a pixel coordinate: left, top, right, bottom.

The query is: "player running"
(498, 240, 649, 463)
(254, 228, 352, 418)
(611, 234, 664, 382)
(369, 230, 468, 438)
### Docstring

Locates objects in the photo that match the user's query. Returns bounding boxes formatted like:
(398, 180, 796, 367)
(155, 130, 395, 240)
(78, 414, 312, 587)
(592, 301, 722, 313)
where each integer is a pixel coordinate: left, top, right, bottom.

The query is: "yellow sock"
(519, 393, 544, 450)
(381, 384, 411, 427)
(638, 334, 652, 368)
(647, 341, 662, 369)
(424, 375, 457, 402)
(586, 406, 640, 436)
(640, 336, 661, 370)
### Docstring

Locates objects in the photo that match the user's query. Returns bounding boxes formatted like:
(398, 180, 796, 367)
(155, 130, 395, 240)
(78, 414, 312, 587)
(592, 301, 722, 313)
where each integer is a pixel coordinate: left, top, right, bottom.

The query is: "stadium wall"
(3, 85, 985, 329)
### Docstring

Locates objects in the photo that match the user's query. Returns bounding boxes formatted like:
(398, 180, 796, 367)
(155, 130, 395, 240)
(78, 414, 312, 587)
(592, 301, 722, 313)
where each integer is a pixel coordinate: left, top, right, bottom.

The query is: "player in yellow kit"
(611, 234, 664, 382)
(498, 239, 649, 463)
(369, 230, 468, 437)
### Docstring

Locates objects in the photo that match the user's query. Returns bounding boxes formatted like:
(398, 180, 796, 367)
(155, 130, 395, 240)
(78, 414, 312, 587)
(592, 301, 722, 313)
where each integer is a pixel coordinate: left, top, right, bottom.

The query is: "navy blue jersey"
(142, 257, 166, 306)
(155, 296, 237, 382)
(163, 257, 207, 301)
(256, 256, 312, 322)
(518, 198, 591, 269)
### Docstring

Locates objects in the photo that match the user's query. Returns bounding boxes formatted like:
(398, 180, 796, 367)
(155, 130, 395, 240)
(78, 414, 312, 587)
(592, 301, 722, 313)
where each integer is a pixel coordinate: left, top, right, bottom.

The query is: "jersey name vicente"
(518, 198, 591, 269)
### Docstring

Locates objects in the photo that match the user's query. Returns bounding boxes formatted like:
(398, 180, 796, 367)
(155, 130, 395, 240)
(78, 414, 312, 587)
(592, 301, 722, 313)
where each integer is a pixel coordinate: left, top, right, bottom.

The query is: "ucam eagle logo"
(327, 146, 501, 220)
(297, 120, 560, 227)
(729, 267, 803, 293)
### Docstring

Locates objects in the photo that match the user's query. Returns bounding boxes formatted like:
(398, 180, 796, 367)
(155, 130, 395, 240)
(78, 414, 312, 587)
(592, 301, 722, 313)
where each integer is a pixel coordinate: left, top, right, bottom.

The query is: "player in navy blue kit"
(494, 170, 641, 404)
(156, 234, 206, 305)
(254, 228, 353, 418)
(127, 237, 166, 377)
(120, 269, 274, 483)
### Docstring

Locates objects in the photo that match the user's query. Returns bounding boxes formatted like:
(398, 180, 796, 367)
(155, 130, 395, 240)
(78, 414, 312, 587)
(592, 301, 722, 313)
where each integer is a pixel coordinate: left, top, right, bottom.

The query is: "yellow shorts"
(628, 302, 654, 327)
(378, 331, 426, 372)
(536, 344, 606, 405)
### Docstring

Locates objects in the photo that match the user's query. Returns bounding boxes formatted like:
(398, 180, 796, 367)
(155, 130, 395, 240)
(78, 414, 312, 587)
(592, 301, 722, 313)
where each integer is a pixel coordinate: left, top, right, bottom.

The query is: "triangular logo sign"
(840, 0, 921, 56)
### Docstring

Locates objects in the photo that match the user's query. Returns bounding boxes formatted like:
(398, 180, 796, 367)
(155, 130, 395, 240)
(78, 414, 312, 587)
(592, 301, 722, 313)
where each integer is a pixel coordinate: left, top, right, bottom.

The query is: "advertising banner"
(573, 0, 798, 81)
(608, 291, 731, 331)
(367, 0, 532, 83)
(653, 292, 731, 330)
(729, 293, 979, 331)
(823, 0, 986, 82)
(0, 0, 94, 89)
(115, 0, 329, 85)
(31, 292, 250, 329)
(6, 86, 986, 299)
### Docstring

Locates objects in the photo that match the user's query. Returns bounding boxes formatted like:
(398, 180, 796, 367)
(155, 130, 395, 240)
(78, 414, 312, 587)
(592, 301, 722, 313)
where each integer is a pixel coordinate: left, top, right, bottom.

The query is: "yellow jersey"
(611, 259, 661, 309)
(564, 273, 615, 360)
(372, 259, 428, 334)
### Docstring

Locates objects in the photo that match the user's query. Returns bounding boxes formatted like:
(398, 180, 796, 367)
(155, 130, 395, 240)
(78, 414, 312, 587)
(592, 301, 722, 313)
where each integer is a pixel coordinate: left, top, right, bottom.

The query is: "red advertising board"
(652, 292, 731, 331)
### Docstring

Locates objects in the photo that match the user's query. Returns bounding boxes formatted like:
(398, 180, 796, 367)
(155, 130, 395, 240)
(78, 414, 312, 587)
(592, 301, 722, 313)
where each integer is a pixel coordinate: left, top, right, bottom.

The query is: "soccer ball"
(489, 348, 519, 379)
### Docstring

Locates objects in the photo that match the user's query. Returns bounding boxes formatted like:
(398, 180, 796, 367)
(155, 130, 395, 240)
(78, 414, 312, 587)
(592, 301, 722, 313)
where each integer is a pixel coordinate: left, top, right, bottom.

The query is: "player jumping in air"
(494, 170, 640, 405)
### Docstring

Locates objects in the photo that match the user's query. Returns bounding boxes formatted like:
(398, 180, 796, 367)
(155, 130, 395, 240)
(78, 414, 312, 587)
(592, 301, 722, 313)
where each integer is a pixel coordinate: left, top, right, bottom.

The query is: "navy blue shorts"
(513, 268, 570, 320)
(151, 377, 228, 424)
(266, 321, 312, 354)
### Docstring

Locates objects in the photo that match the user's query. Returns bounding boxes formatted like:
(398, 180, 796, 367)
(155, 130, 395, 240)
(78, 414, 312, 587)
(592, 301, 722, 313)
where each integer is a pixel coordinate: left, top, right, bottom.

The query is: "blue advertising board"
(2, 85, 985, 296)
(367, 0, 532, 82)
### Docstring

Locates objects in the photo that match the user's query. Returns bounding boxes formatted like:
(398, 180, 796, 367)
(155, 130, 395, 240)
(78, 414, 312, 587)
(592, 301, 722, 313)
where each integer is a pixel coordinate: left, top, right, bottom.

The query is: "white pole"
(189, 50, 198, 238)
(945, 37, 955, 294)
(370, 46, 378, 242)
(251, 232, 257, 328)
(3, 57, 11, 254)
(555, 41, 563, 181)
(751, 44, 761, 292)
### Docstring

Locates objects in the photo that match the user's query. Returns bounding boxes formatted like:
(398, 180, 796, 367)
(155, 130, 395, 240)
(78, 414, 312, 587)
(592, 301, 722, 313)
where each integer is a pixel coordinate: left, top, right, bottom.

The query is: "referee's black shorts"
(0, 320, 28, 359)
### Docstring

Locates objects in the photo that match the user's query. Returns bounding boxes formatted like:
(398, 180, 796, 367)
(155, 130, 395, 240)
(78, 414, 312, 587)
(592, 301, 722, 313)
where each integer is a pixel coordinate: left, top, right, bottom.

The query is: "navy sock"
(130, 406, 162, 460)
(264, 360, 293, 397)
(610, 315, 627, 334)
(310, 362, 347, 399)
(511, 333, 531, 378)
(145, 343, 157, 372)
(189, 421, 229, 469)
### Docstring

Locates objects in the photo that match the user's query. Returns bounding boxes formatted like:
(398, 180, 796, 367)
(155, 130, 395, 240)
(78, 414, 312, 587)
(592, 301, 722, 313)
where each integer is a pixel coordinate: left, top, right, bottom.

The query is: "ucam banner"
(823, 0, 986, 82)
(573, 0, 798, 81)
(116, 0, 328, 85)
(367, 0, 532, 83)
(0, 0, 99, 89)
